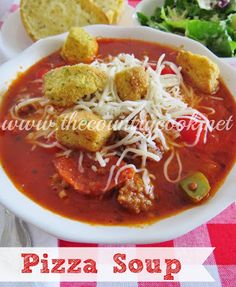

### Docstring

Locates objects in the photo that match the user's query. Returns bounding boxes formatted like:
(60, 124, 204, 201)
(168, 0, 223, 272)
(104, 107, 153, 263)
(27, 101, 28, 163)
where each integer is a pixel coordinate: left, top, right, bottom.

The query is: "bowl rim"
(0, 24, 235, 244)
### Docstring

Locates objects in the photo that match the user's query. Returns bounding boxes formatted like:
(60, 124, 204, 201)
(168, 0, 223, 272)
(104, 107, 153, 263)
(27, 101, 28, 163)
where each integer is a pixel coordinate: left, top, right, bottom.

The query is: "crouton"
(115, 67, 149, 101)
(176, 50, 220, 94)
(56, 111, 112, 152)
(43, 64, 108, 107)
(61, 27, 98, 63)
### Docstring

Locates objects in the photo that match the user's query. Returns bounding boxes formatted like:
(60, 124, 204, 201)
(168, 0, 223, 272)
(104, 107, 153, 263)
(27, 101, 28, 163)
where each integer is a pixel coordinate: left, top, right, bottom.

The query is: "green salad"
(137, 0, 236, 57)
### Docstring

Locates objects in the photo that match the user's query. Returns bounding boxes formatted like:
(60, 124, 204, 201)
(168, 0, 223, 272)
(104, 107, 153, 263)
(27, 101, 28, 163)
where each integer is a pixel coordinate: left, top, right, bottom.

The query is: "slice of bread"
(20, 0, 123, 41)
(81, 0, 125, 24)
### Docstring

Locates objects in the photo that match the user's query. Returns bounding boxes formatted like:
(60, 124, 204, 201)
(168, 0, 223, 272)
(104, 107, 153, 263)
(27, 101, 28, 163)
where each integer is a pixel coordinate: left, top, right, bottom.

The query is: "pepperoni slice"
(54, 155, 130, 196)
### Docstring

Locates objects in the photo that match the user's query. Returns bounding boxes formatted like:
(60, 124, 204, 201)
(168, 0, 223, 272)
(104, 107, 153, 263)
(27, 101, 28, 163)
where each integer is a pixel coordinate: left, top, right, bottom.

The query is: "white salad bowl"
(0, 25, 235, 244)
(134, 0, 235, 60)
(134, 0, 164, 25)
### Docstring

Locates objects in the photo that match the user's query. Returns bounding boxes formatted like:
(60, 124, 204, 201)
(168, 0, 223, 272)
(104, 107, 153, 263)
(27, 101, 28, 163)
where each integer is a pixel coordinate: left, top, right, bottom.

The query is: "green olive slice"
(179, 172, 211, 203)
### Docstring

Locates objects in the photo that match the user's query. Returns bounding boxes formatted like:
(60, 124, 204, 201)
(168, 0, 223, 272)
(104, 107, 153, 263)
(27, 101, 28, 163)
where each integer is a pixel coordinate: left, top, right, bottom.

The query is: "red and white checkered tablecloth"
(0, 1, 236, 287)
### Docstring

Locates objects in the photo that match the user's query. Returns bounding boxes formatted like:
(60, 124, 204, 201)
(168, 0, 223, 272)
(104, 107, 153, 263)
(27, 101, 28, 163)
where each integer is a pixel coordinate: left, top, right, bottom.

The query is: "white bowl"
(134, 0, 164, 25)
(0, 25, 235, 244)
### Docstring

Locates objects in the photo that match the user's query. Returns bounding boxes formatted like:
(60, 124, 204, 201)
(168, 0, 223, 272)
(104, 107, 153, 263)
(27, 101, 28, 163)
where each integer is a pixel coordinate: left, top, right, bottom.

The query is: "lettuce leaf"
(186, 20, 233, 56)
(136, 12, 149, 26)
(136, 0, 236, 56)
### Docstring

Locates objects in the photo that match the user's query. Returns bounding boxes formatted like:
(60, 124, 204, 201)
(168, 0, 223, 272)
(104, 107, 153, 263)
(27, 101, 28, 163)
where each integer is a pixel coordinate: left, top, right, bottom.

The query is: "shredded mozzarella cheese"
(114, 164, 137, 185)
(163, 150, 183, 183)
(10, 53, 213, 194)
(78, 151, 84, 173)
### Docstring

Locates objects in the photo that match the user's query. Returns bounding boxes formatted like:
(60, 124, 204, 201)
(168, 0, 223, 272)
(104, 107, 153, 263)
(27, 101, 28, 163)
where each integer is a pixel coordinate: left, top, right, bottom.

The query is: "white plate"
(0, 3, 135, 60)
(0, 25, 235, 244)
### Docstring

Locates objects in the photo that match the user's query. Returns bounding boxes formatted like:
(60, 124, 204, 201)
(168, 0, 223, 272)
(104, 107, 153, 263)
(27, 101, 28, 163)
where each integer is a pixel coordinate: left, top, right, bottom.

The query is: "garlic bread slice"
(20, 0, 109, 41)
